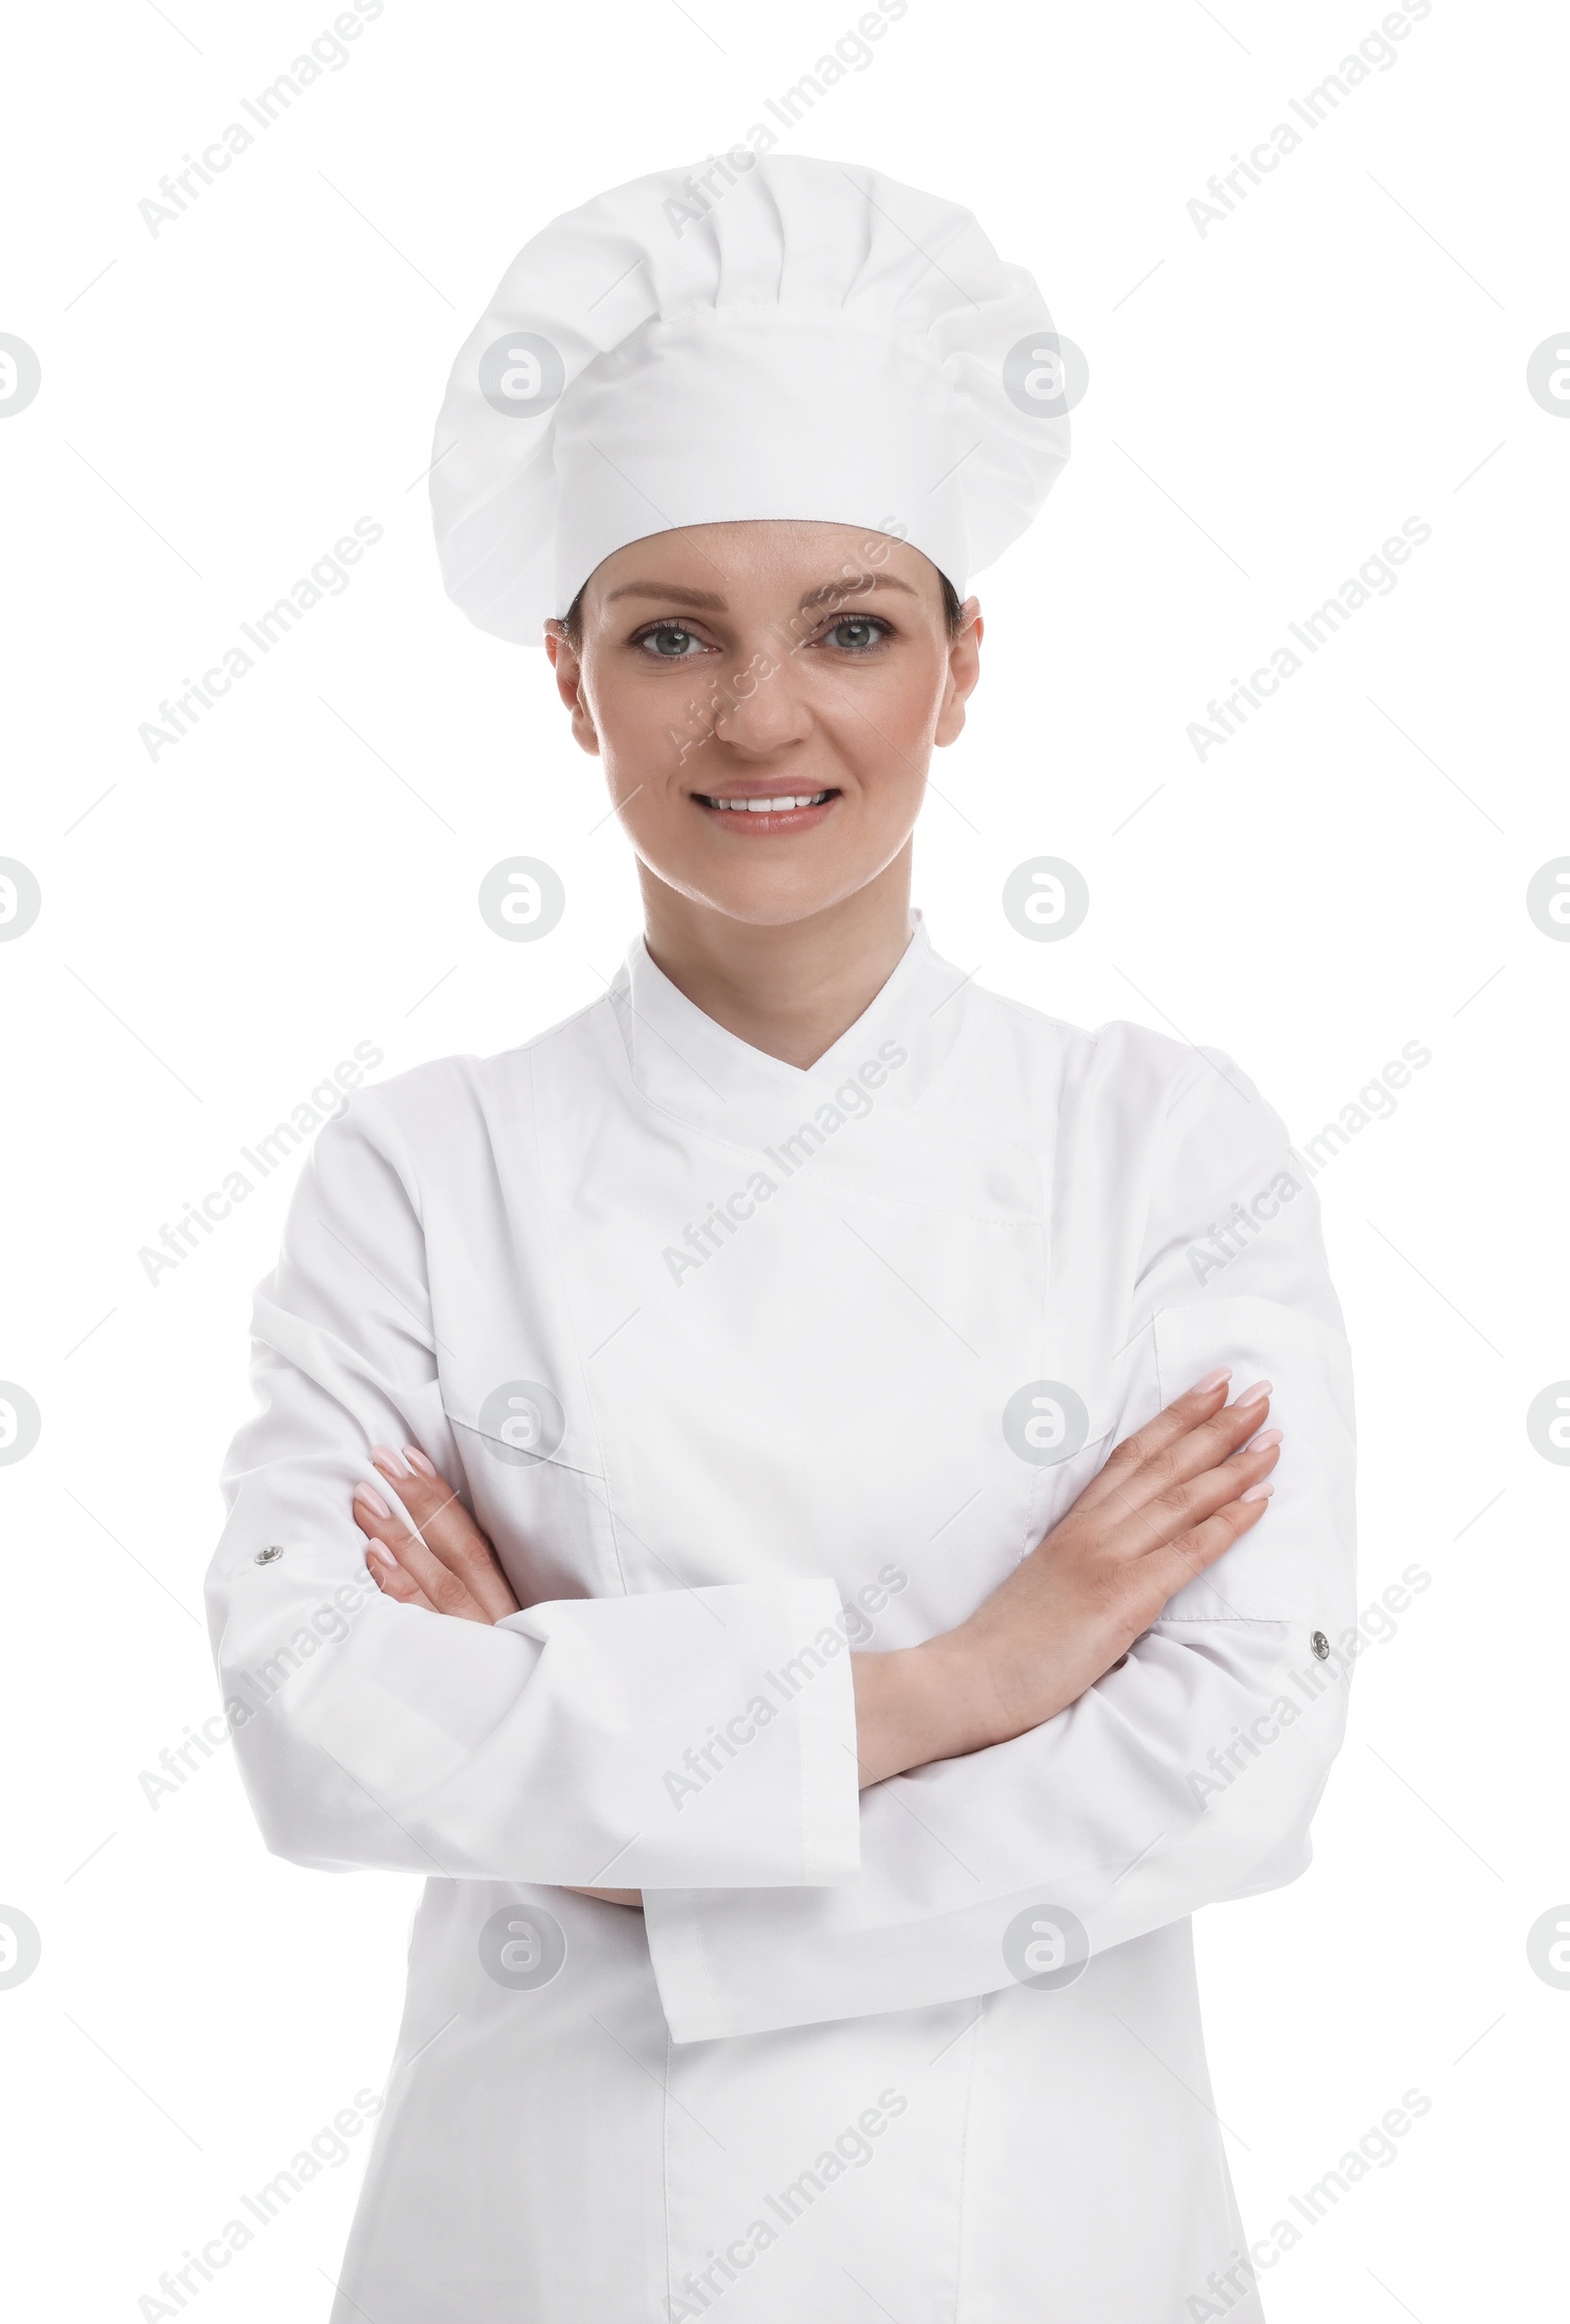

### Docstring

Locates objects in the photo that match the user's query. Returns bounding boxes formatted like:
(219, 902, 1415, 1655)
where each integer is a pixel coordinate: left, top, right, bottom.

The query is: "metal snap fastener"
(254, 1544, 285, 1565)
(1310, 1629, 1330, 1661)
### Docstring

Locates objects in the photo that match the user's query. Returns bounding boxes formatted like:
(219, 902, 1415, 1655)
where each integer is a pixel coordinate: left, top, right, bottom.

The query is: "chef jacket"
(208, 915, 1355, 2323)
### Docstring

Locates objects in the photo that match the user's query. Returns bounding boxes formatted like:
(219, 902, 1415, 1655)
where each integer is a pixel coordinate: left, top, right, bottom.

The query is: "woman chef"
(208, 157, 1356, 2323)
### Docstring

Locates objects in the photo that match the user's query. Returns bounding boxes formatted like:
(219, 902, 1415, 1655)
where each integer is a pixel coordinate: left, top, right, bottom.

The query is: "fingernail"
(1195, 1367, 1231, 1393)
(1240, 1482, 1274, 1503)
(371, 1444, 411, 1476)
(354, 1484, 392, 1520)
(402, 1446, 437, 1477)
(368, 1542, 397, 1567)
(1233, 1379, 1272, 1407)
(1250, 1428, 1282, 1450)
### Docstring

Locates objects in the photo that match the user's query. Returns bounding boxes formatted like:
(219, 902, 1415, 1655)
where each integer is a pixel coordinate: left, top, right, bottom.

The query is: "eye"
(816, 615, 891, 654)
(633, 622, 708, 659)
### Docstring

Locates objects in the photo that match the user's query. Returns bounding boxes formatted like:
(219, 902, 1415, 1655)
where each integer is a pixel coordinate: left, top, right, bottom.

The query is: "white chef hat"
(430, 154, 1072, 645)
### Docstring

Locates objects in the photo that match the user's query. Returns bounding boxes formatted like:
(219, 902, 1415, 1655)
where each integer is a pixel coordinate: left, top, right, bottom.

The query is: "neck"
(639, 849, 915, 1069)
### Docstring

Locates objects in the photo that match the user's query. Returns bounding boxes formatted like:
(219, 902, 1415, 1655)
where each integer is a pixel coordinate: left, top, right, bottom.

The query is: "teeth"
(706, 792, 830, 813)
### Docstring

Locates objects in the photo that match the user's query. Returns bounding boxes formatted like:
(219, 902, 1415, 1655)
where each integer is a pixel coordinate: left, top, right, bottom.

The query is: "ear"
(544, 622, 602, 757)
(933, 600, 982, 749)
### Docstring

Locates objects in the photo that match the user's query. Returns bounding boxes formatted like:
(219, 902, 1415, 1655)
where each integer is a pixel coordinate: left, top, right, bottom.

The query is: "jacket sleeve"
(642, 1048, 1357, 2041)
(206, 1092, 860, 1889)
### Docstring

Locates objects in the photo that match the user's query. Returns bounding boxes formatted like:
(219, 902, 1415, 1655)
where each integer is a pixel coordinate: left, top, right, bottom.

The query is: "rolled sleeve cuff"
(487, 1576, 861, 1890)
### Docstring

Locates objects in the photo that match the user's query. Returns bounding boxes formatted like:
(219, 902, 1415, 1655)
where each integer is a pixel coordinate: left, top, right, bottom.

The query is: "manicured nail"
(354, 1483, 392, 1521)
(402, 1446, 437, 1477)
(1240, 1482, 1274, 1502)
(1195, 1367, 1231, 1393)
(1250, 1428, 1282, 1450)
(1233, 1379, 1272, 1408)
(370, 1444, 411, 1476)
(368, 1542, 397, 1567)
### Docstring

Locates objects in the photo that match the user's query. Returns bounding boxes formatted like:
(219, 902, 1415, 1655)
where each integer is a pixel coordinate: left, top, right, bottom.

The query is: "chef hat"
(430, 154, 1071, 645)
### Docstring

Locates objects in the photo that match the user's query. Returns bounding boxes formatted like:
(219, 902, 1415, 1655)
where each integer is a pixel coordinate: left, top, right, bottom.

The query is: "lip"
(690, 785, 841, 835)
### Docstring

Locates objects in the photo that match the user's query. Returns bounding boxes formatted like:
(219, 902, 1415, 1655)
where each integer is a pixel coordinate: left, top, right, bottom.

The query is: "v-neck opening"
(605, 910, 974, 1142)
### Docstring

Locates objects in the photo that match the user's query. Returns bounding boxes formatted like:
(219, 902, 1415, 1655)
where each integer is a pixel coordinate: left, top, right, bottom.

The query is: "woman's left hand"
(353, 1446, 643, 1910)
(354, 1444, 522, 1623)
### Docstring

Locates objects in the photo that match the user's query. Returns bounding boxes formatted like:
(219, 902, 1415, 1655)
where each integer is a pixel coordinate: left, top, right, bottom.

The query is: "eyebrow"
(602, 572, 920, 612)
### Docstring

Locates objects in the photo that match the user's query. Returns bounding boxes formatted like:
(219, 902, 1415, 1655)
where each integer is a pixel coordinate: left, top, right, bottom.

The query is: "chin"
(657, 856, 878, 928)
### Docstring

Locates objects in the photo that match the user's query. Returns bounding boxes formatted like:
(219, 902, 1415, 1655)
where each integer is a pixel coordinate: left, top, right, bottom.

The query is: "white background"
(2, 0, 1565, 2314)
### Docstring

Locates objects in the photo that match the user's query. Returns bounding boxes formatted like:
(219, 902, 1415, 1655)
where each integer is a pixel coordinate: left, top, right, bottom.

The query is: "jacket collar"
(605, 911, 973, 1148)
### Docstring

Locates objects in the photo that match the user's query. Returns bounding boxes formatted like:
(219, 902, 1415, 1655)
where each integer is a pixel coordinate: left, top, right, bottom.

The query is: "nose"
(706, 645, 813, 759)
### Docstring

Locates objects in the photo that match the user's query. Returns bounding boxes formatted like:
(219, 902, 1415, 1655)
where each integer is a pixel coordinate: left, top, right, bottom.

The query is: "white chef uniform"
(209, 156, 1355, 2321)
(209, 918, 1355, 2322)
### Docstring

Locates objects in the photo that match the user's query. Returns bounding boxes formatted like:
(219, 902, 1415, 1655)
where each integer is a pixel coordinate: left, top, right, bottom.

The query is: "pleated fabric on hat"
(431, 154, 1071, 643)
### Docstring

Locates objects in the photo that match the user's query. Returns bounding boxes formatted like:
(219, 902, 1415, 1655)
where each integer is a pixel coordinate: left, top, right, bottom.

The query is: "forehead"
(586, 519, 941, 616)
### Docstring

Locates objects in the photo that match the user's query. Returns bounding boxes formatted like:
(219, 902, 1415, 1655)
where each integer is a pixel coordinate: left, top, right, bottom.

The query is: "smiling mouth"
(693, 789, 838, 814)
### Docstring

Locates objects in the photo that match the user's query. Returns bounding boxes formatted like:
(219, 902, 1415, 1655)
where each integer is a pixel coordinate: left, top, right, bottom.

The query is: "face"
(545, 519, 981, 927)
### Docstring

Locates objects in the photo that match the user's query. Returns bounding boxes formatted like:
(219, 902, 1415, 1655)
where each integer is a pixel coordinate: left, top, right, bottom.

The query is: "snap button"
(254, 1544, 285, 1565)
(1310, 1629, 1330, 1661)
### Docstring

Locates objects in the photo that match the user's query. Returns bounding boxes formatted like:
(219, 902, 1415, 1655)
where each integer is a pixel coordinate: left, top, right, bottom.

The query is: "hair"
(555, 563, 966, 647)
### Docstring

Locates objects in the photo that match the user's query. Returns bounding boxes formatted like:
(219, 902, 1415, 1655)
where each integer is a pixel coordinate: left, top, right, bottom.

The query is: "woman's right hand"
(851, 1369, 1281, 1787)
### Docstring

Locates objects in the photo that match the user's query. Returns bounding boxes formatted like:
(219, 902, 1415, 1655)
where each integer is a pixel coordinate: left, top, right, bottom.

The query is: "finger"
(362, 1535, 440, 1614)
(368, 1447, 520, 1621)
(1103, 1384, 1276, 1522)
(1079, 1374, 1270, 1518)
(1139, 1480, 1274, 1600)
(370, 1446, 521, 1620)
(1103, 1435, 1281, 1559)
(352, 1480, 494, 1624)
(1075, 1370, 1235, 1514)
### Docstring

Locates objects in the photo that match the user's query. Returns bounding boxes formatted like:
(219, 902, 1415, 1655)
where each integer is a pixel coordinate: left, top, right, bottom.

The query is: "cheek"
(849, 747, 930, 838)
(589, 675, 719, 820)
(588, 658, 684, 749)
(820, 663, 941, 795)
